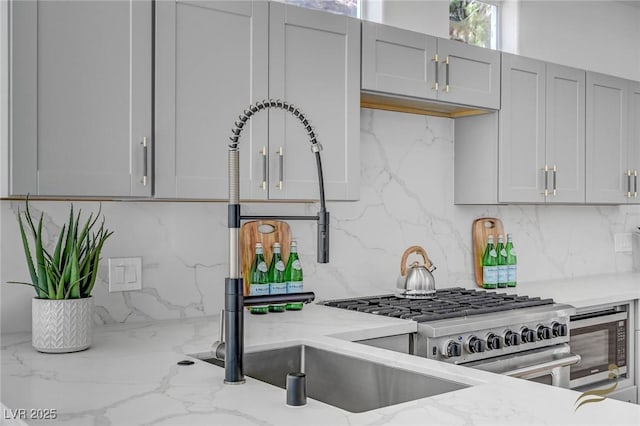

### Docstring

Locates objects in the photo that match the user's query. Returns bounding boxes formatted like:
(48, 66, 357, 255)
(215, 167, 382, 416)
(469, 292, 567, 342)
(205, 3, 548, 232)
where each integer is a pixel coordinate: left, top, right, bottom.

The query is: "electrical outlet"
(108, 257, 142, 292)
(614, 233, 633, 253)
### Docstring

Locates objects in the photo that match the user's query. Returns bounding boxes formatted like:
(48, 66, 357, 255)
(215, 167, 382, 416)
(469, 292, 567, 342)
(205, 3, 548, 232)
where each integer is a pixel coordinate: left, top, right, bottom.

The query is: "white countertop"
(518, 272, 640, 309)
(3, 292, 640, 426)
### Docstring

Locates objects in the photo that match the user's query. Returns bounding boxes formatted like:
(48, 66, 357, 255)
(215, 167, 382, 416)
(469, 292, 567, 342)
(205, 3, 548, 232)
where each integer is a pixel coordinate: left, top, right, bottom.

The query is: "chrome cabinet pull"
(552, 165, 557, 196)
(277, 147, 284, 190)
(432, 54, 439, 91)
(141, 136, 149, 186)
(634, 170, 638, 198)
(443, 56, 450, 93)
(627, 170, 632, 198)
(260, 146, 267, 191)
(543, 165, 549, 197)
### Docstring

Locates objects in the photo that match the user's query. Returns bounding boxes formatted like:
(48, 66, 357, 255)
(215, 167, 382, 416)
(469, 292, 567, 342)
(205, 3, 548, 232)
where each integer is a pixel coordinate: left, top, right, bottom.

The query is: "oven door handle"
(504, 354, 582, 380)
(571, 312, 627, 328)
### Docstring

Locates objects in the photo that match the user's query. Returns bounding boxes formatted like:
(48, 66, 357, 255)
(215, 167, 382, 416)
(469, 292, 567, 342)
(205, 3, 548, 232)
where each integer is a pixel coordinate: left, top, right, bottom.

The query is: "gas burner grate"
(322, 287, 554, 322)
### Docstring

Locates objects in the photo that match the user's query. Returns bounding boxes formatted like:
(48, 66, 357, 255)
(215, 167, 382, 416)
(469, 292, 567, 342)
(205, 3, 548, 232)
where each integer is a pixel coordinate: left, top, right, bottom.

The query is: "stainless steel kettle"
(396, 245, 436, 298)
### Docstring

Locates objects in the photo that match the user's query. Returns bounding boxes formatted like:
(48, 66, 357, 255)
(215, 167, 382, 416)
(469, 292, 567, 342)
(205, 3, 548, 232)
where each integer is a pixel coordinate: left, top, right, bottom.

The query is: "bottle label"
(270, 282, 287, 294)
(500, 249, 507, 257)
(507, 265, 517, 282)
(257, 261, 268, 273)
(497, 265, 508, 283)
(509, 248, 517, 256)
(249, 283, 269, 296)
(483, 265, 498, 284)
(287, 280, 303, 293)
(292, 260, 302, 270)
(275, 261, 285, 272)
(489, 249, 497, 257)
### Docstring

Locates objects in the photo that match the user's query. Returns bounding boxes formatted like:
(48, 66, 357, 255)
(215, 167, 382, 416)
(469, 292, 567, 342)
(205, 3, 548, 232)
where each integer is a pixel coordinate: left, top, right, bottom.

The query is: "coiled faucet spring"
(229, 99, 321, 153)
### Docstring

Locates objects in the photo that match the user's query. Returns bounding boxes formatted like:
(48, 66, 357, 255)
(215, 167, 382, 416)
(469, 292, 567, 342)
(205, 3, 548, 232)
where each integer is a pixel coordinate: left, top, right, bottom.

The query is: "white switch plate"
(108, 257, 142, 292)
(614, 233, 633, 253)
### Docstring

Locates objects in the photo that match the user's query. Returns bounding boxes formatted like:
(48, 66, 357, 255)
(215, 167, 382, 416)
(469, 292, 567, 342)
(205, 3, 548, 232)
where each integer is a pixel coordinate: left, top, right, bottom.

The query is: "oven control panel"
(420, 318, 571, 363)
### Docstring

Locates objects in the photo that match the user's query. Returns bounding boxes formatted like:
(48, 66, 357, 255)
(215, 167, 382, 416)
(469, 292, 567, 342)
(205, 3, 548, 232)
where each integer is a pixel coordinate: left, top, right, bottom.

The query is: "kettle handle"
(400, 245, 435, 276)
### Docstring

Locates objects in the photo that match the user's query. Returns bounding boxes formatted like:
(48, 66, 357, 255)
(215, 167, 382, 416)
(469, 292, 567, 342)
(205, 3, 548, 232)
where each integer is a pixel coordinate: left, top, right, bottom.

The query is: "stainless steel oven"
(569, 305, 628, 388)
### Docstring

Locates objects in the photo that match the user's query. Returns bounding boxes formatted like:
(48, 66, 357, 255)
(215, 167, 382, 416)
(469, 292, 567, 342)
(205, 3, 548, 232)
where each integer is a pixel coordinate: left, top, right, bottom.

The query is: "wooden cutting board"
(240, 220, 291, 295)
(472, 217, 505, 288)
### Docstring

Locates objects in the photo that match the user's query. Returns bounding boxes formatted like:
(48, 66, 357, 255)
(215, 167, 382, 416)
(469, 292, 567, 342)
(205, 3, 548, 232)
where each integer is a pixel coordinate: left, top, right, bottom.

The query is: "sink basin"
(197, 344, 468, 413)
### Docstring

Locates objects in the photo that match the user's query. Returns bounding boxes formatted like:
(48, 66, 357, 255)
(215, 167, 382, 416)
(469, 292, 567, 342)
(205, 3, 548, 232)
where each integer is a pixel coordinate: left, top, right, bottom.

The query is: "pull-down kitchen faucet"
(220, 99, 329, 384)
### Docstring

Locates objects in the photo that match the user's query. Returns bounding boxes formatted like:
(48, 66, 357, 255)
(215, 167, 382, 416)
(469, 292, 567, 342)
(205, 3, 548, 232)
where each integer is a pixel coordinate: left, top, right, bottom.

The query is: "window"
(284, 0, 360, 18)
(450, 0, 498, 49)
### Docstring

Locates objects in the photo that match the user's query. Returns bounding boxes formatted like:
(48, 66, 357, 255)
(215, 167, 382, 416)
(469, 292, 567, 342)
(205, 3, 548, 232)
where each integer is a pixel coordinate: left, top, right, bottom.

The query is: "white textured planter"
(32, 297, 94, 353)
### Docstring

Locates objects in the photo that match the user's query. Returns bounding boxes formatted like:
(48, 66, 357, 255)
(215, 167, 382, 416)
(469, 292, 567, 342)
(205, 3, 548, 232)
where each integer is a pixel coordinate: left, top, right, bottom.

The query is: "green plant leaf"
(45, 263, 57, 299)
(85, 227, 113, 297)
(52, 223, 66, 272)
(16, 212, 43, 297)
(69, 244, 80, 299)
(34, 213, 48, 297)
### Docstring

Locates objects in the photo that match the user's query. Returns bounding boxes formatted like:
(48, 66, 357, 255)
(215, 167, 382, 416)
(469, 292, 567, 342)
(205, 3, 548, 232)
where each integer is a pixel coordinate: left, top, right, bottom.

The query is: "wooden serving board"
(472, 217, 505, 288)
(240, 220, 291, 295)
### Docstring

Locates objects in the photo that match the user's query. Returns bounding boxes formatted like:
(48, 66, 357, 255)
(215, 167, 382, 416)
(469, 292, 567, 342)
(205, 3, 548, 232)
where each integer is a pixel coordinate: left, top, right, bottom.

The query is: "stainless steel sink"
(197, 344, 469, 413)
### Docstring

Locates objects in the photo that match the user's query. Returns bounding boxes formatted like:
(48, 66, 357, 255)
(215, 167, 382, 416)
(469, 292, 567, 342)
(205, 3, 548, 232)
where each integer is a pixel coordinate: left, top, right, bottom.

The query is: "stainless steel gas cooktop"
(321, 287, 555, 322)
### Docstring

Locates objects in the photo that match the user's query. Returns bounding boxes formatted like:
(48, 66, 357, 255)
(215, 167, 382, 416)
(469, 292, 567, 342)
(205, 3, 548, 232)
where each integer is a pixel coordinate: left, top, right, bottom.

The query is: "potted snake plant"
(9, 200, 112, 353)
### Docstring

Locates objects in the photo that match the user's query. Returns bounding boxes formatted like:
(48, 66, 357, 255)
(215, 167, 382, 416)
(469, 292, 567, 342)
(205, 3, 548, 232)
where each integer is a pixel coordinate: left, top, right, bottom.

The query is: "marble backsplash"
(2, 109, 639, 333)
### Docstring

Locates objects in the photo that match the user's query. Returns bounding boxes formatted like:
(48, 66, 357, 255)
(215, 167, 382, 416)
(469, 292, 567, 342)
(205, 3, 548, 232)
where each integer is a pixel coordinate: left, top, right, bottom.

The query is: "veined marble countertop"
(2, 299, 640, 426)
(518, 272, 640, 309)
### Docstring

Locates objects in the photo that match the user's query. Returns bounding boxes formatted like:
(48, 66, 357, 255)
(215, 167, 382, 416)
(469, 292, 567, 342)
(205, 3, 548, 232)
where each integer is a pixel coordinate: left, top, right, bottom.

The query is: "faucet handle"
(211, 310, 226, 360)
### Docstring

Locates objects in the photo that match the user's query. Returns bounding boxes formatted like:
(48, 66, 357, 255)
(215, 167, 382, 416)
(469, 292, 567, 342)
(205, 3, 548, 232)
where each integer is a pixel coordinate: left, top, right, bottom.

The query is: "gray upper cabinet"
(586, 72, 630, 203)
(155, 1, 359, 201)
(361, 21, 500, 110)
(629, 81, 640, 203)
(544, 63, 586, 203)
(499, 54, 585, 204)
(268, 1, 360, 200)
(499, 54, 547, 203)
(361, 21, 437, 99)
(155, 0, 268, 200)
(10, 0, 152, 197)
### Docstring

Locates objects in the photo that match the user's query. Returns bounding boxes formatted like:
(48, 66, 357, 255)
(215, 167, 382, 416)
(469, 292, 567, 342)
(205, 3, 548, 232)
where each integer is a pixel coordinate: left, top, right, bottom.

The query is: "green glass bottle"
(482, 235, 498, 289)
(268, 242, 287, 312)
(506, 233, 517, 287)
(249, 242, 269, 314)
(284, 241, 304, 310)
(496, 234, 508, 288)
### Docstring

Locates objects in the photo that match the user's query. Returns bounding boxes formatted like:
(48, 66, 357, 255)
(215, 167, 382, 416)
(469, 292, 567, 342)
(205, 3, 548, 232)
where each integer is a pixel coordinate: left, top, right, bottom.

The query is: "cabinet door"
(269, 2, 360, 200)
(11, 0, 151, 197)
(436, 38, 500, 109)
(361, 21, 437, 100)
(155, 0, 268, 200)
(545, 64, 585, 203)
(499, 54, 546, 203)
(586, 72, 629, 203)
(629, 82, 640, 203)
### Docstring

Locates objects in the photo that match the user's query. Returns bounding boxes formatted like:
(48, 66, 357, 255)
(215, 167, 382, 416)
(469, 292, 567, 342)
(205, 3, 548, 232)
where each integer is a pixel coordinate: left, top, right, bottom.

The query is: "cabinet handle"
(552, 165, 557, 196)
(634, 170, 638, 198)
(432, 54, 439, 91)
(260, 146, 267, 191)
(627, 170, 632, 198)
(276, 147, 284, 190)
(141, 136, 149, 186)
(443, 56, 450, 93)
(543, 165, 549, 197)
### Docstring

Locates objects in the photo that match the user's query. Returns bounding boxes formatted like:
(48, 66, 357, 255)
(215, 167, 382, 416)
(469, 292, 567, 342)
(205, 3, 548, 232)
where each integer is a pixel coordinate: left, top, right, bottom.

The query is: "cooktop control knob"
(486, 333, 502, 350)
(503, 330, 520, 346)
(442, 340, 462, 358)
(465, 336, 485, 354)
(551, 322, 568, 337)
(536, 325, 552, 340)
(521, 327, 537, 343)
